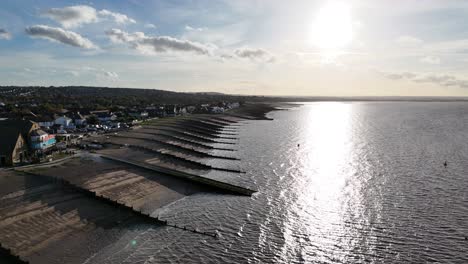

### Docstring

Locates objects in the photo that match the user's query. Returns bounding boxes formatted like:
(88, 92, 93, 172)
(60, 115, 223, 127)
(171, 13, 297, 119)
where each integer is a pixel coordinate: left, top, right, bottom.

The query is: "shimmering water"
(87, 102, 468, 263)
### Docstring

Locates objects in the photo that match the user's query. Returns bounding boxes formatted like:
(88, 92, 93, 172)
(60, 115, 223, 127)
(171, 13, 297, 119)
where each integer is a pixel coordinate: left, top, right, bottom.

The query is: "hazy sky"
(2, 0, 468, 96)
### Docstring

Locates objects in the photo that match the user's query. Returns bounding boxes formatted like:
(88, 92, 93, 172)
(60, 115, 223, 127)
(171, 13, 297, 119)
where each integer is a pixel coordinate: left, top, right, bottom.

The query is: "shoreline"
(0, 102, 278, 263)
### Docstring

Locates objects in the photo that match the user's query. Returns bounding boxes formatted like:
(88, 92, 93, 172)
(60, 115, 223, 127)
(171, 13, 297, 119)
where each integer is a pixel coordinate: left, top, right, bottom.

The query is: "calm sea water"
(88, 102, 468, 263)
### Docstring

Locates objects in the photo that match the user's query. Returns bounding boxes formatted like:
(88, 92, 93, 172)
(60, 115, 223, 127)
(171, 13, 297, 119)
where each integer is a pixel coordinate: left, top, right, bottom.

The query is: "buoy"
(444, 161, 448, 167)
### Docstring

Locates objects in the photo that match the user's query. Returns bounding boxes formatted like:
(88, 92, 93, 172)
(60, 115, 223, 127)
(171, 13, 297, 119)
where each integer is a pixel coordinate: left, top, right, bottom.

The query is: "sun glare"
(310, 2, 353, 51)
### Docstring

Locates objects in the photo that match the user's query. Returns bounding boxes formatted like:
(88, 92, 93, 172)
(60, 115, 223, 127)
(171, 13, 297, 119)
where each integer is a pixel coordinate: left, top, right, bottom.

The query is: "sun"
(309, 2, 353, 50)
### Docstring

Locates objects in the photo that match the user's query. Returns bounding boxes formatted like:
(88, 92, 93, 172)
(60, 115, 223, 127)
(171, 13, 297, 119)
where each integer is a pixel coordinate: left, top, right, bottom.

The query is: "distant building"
(129, 111, 149, 119)
(176, 106, 187, 115)
(210, 106, 225, 114)
(69, 112, 86, 126)
(31, 115, 55, 128)
(55, 116, 73, 128)
(155, 106, 166, 117)
(95, 112, 117, 123)
(186, 106, 196, 113)
(165, 105, 177, 117)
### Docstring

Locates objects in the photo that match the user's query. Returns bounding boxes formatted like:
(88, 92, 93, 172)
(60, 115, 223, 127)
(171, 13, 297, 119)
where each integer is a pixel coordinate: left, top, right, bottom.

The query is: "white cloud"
(185, 25, 205, 31)
(0, 29, 11, 40)
(423, 39, 468, 55)
(42, 5, 135, 28)
(98, 9, 136, 24)
(144, 23, 157, 29)
(105, 28, 212, 55)
(104, 71, 118, 78)
(396, 35, 423, 47)
(234, 47, 275, 62)
(25, 25, 97, 49)
(381, 71, 468, 89)
(420, 56, 440, 65)
(381, 71, 417, 80)
(42, 5, 98, 28)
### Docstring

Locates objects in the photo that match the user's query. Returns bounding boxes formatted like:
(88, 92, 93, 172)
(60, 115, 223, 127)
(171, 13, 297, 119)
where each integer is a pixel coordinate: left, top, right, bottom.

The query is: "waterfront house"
(0, 119, 39, 166)
(0, 132, 27, 166)
(30, 129, 56, 151)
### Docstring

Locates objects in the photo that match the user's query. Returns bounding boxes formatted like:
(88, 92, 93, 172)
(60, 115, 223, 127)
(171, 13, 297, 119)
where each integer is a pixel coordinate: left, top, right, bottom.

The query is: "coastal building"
(55, 116, 73, 128)
(70, 112, 86, 126)
(0, 119, 39, 166)
(155, 106, 167, 117)
(95, 112, 117, 123)
(30, 129, 56, 151)
(176, 106, 187, 115)
(210, 106, 225, 114)
(165, 105, 177, 117)
(129, 111, 149, 119)
(0, 132, 27, 166)
(33, 116, 55, 128)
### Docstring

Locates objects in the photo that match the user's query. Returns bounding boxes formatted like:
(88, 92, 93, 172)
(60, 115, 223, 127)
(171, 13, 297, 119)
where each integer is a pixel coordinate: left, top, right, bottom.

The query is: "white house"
(55, 116, 73, 128)
(210, 106, 225, 114)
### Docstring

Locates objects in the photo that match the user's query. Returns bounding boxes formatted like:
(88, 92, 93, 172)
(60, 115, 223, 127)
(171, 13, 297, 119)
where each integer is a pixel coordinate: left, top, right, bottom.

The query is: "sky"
(2, 0, 468, 96)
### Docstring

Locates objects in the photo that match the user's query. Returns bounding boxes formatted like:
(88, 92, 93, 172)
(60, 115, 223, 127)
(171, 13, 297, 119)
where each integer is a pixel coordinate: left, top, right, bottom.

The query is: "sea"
(86, 102, 468, 264)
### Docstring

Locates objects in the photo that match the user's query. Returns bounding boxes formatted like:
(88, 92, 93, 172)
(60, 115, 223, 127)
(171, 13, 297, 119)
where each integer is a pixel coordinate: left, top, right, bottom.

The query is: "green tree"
(86, 115, 99, 125)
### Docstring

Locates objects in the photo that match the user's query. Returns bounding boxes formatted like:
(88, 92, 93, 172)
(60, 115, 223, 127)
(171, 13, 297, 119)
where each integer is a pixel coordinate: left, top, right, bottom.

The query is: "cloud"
(103, 71, 118, 78)
(73, 66, 118, 79)
(25, 25, 97, 49)
(105, 28, 212, 55)
(420, 56, 440, 65)
(42, 5, 135, 28)
(0, 28, 11, 40)
(234, 47, 275, 62)
(185, 25, 205, 31)
(381, 71, 468, 89)
(396, 35, 423, 46)
(381, 71, 417, 80)
(144, 23, 157, 29)
(42, 5, 98, 28)
(98, 10, 136, 24)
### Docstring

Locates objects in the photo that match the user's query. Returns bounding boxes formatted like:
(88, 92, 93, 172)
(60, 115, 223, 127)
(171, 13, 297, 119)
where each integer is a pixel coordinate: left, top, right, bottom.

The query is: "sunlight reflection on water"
(280, 103, 369, 262)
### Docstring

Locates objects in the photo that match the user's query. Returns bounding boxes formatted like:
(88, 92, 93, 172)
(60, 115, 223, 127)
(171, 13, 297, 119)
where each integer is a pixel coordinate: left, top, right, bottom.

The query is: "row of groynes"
(0, 104, 277, 262)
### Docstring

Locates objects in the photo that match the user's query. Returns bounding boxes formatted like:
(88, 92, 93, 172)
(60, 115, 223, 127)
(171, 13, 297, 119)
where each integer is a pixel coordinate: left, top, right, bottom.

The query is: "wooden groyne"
(18, 170, 219, 239)
(103, 142, 244, 173)
(145, 124, 239, 140)
(132, 131, 236, 151)
(101, 155, 256, 196)
(142, 127, 237, 145)
(168, 122, 239, 136)
(108, 134, 239, 160)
